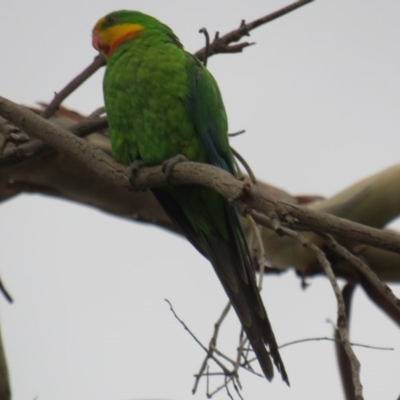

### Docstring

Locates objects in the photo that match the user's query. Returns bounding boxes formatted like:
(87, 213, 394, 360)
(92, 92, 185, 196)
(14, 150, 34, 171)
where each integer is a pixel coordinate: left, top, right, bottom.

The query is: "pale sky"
(1, 1, 400, 399)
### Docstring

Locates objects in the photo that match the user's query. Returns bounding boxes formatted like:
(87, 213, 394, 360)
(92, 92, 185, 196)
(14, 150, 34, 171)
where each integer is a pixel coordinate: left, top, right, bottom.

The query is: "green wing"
(184, 55, 235, 173)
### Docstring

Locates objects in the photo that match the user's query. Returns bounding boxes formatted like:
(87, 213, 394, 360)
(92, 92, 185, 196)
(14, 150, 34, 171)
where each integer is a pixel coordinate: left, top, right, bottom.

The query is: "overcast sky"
(1, 1, 400, 399)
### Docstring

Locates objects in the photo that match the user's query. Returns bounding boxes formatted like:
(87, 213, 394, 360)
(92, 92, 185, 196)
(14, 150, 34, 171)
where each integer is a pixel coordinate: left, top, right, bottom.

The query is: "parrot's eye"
(106, 15, 117, 25)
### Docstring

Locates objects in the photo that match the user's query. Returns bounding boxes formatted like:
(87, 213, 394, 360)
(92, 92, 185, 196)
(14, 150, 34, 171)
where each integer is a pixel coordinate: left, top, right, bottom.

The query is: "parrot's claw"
(162, 154, 188, 184)
(129, 159, 146, 190)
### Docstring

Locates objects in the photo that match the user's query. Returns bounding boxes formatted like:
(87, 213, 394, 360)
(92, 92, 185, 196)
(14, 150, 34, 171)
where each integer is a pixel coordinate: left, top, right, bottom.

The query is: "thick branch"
(0, 115, 108, 168)
(0, 96, 127, 188)
(1, 96, 400, 258)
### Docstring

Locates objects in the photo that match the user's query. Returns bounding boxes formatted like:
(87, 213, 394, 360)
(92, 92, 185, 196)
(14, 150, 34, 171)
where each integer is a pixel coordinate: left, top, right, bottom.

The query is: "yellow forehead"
(105, 24, 142, 42)
(93, 18, 144, 46)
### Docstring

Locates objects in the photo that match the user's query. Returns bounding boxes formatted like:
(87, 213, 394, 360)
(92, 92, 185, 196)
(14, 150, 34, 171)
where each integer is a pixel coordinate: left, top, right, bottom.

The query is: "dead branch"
(280, 335, 393, 351)
(324, 234, 400, 324)
(165, 299, 234, 377)
(335, 283, 357, 400)
(40, 55, 105, 119)
(193, 301, 233, 394)
(195, 0, 315, 61)
(1, 96, 400, 259)
(0, 114, 107, 168)
(268, 218, 363, 399)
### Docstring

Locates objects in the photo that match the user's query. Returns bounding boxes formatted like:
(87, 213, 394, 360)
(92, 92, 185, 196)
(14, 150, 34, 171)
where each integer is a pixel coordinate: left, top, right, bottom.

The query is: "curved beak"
(92, 31, 101, 51)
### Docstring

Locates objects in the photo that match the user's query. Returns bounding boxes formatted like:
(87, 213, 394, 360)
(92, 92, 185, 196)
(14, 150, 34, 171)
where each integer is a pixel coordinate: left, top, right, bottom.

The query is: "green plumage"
(98, 10, 288, 383)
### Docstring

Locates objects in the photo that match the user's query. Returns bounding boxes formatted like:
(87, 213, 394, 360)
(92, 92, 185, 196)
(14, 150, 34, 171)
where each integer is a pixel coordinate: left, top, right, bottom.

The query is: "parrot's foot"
(129, 159, 146, 190)
(162, 154, 188, 184)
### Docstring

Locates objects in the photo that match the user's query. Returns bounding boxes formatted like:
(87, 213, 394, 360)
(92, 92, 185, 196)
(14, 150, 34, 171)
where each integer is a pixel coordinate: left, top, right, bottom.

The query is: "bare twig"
(0, 277, 12, 304)
(164, 299, 232, 377)
(231, 147, 257, 184)
(169, 295, 264, 397)
(280, 336, 393, 351)
(193, 301, 233, 394)
(195, 0, 314, 61)
(208, 375, 235, 398)
(228, 129, 245, 137)
(335, 283, 357, 400)
(198, 28, 211, 66)
(88, 106, 106, 119)
(243, 0, 314, 30)
(40, 55, 105, 119)
(235, 333, 249, 375)
(231, 378, 245, 400)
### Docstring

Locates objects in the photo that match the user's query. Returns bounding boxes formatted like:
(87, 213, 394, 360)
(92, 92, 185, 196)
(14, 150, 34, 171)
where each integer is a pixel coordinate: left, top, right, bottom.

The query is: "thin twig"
(335, 282, 357, 400)
(231, 147, 257, 184)
(199, 28, 210, 67)
(0, 277, 12, 304)
(225, 376, 235, 400)
(279, 336, 394, 351)
(206, 365, 210, 396)
(88, 106, 106, 119)
(231, 375, 245, 400)
(193, 301, 234, 394)
(232, 330, 264, 378)
(243, 0, 314, 31)
(234, 330, 249, 374)
(228, 129, 245, 137)
(208, 375, 234, 398)
(41, 54, 105, 119)
(238, 330, 254, 374)
(164, 299, 232, 376)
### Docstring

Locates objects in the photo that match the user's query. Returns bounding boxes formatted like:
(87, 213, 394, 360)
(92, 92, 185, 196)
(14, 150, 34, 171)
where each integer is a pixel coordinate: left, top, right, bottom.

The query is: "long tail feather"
(152, 188, 289, 384)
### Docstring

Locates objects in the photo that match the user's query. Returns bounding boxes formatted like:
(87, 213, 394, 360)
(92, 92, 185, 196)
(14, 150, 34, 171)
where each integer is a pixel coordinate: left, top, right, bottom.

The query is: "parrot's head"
(92, 10, 182, 59)
(92, 11, 146, 59)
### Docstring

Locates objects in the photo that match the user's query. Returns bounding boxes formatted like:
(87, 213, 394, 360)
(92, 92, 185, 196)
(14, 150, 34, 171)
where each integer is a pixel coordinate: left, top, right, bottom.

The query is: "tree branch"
(1, 96, 400, 258)
(0, 115, 108, 168)
(40, 55, 105, 119)
(195, 0, 315, 60)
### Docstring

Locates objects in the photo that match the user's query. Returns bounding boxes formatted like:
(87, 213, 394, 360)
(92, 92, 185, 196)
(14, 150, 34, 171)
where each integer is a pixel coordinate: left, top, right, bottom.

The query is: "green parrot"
(92, 10, 288, 384)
